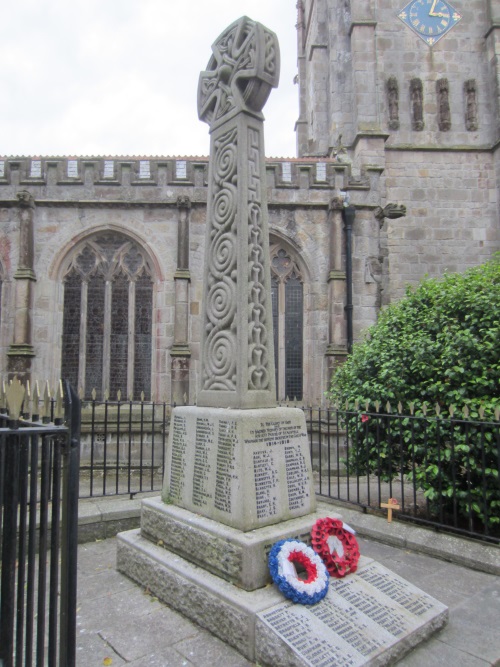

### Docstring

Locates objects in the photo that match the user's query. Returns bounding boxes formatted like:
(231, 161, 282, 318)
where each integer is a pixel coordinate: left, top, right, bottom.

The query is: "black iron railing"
(305, 405, 500, 544)
(78, 397, 169, 498)
(0, 380, 80, 667)
(14, 387, 498, 545)
(72, 396, 500, 544)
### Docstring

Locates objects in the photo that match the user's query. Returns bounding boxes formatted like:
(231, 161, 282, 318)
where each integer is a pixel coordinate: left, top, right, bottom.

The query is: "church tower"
(296, 0, 500, 302)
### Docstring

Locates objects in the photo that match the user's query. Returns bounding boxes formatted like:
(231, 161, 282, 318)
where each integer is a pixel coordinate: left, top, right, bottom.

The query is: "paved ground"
(76, 530, 500, 666)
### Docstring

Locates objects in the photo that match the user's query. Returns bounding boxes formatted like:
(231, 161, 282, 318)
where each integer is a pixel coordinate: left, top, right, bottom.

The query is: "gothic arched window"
(270, 244, 304, 401)
(61, 233, 154, 399)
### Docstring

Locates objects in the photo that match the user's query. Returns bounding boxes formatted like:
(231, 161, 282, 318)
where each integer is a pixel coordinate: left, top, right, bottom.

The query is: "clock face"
(398, 0, 462, 46)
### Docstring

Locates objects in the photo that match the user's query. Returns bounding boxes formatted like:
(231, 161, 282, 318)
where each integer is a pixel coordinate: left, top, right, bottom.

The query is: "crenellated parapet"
(0, 156, 378, 209)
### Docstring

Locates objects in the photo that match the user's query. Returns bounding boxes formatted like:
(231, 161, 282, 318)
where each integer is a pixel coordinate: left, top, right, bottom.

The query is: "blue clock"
(398, 0, 462, 46)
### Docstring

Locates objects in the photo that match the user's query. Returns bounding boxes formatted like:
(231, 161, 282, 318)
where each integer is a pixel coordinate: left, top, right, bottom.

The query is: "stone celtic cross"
(197, 17, 280, 409)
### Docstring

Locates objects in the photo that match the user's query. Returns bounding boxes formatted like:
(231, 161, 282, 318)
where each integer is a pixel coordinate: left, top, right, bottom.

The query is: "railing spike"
(374, 400, 380, 413)
(463, 405, 469, 418)
(397, 401, 403, 414)
(104, 388, 109, 401)
(78, 386, 84, 400)
(55, 379, 64, 420)
(91, 388, 97, 400)
(345, 399, 349, 411)
(495, 406, 500, 421)
(117, 389, 122, 401)
(23, 379, 32, 419)
(141, 391, 145, 402)
(365, 400, 370, 412)
(32, 380, 40, 420)
(0, 379, 7, 410)
(409, 402, 415, 416)
(479, 405, 485, 419)
(435, 403, 441, 416)
(5, 376, 26, 420)
(386, 401, 391, 413)
(354, 399, 359, 411)
(42, 380, 51, 421)
(449, 404, 455, 418)
(183, 392, 188, 405)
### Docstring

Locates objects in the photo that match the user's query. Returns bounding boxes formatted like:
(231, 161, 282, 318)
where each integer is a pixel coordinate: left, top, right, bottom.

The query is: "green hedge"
(327, 255, 500, 533)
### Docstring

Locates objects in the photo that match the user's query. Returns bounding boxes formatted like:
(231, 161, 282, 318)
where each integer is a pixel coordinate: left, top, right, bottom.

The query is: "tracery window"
(61, 233, 153, 399)
(270, 244, 304, 401)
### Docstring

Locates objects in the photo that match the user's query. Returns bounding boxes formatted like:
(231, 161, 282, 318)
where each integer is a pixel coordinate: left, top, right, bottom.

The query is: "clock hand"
(429, 0, 446, 17)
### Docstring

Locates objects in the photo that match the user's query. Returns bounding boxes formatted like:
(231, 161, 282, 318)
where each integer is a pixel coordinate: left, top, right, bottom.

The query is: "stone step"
(117, 525, 448, 665)
(138, 497, 342, 591)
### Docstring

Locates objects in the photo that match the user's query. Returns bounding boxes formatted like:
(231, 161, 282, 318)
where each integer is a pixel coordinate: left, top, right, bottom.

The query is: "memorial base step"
(138, 496, 342, 591)
(117, 504, 448, 666)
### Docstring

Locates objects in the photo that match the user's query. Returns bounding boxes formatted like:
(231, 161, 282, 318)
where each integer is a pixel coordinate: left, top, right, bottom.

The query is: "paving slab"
(75, 500, 500, 667)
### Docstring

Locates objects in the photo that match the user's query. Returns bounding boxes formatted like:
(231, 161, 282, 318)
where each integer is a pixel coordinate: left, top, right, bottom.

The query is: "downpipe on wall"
(342, 205, 355, 354)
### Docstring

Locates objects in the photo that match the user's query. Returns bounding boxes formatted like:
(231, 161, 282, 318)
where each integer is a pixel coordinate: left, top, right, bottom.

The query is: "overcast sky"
(0, 0, 299, 159)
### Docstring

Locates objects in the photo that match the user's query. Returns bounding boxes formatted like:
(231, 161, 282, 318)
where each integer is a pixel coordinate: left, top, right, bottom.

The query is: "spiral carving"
(211, 232, 235, 274)
(202, 126, 238, 391)
(203, 330, 237, 390)
(213, 186, 237, 229)
(215, 139, 237, 184)
(206, 276, 236, 326)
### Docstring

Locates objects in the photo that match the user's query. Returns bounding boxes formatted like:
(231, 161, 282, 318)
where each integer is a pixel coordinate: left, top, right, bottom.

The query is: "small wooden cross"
(380, 497, 400, 523)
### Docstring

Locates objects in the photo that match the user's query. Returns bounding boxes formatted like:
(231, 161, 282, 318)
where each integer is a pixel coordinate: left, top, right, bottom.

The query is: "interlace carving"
(198, 16, 280, 128)
(247, 128, 269, 391)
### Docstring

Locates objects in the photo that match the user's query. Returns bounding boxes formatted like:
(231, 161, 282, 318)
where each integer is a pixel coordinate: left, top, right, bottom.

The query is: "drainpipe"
(342, 205, 355, 353)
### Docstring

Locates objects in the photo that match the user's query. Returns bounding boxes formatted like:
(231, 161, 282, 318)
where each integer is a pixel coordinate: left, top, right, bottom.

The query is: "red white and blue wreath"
(268, 539, 329, 605)
(311, 517, 360, 578)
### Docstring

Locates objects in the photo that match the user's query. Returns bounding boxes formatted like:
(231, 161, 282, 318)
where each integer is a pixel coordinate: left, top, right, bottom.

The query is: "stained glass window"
(61, 233, 154, 399)
(270, 243, 304, 401)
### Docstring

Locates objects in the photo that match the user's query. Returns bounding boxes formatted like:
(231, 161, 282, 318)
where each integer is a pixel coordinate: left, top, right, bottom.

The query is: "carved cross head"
(198, 16, 280, 130)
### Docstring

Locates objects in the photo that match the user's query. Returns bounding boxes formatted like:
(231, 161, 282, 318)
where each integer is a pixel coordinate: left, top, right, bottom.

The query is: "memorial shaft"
(197, 17, 280, 410)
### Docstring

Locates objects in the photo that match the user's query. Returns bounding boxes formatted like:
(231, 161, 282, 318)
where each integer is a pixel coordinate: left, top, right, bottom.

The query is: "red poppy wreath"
(311, 517, 360, 578)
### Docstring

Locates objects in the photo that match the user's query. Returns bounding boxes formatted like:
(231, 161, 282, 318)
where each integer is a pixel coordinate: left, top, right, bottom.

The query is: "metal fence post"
(59, 381, 81, 667)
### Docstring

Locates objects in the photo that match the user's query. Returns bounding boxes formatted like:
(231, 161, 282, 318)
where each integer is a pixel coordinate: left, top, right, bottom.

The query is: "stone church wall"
(0, 157, 351, 405)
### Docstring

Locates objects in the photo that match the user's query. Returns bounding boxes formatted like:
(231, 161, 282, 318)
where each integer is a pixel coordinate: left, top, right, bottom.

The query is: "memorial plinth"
(162, 406, 315, 531)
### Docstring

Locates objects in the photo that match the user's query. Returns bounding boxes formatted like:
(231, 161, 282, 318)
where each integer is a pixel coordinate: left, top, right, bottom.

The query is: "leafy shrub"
(327, 255, 500, 533)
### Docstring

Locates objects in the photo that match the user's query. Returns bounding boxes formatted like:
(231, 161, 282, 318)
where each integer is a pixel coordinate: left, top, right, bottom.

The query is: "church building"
(0, 0, 498, 406)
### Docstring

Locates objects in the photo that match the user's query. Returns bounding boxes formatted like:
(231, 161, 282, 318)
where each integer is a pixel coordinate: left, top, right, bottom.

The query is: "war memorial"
(116, 17, 449, 666)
